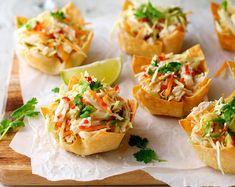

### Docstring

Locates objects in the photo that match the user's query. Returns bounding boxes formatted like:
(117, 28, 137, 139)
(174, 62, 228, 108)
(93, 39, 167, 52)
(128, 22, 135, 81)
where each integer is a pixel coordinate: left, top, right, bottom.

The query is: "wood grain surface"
(0, 57, 165, 185)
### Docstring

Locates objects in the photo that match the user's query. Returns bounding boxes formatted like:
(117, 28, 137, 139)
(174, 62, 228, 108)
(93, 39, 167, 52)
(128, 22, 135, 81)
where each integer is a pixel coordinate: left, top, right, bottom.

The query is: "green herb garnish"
(147, 68, 155, 76)
(50, 10, 66, 21)
(151, 59, 158, 67)
(220, 97, 235, 124)
(158, 62, 182, 74)
(134, 148, 165, 164)
(90, 81, 103, 91)
(220, 0, 228, 11)
(128, 135, 165, 164)
(0, 98, 39, 140)
(79, 105, 96, 118)
(51, 87, 60, 93)
(134, 2, 165, 24)
(129, 135, 149, 149)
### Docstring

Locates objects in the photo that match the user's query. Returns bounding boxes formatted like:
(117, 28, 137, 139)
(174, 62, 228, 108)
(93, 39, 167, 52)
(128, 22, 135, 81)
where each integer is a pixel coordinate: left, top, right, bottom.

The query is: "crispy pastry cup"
(179, 91, 235, 173)
(227, 61, 235, 78)
(118, 0, 185, 57)
(15, 2, 93, 75)
(41, 77, 138, 156)
(211, 2, 235, 51)
(132, 44, 212, 117)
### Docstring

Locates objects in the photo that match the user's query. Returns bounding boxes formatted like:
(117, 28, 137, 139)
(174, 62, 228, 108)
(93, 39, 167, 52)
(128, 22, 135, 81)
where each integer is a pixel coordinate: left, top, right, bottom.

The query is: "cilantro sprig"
(129, 135, 149, 149)
(51, 87, 60, 93)
(0, 98, 39, 141)
(158, 62, 182, 74)
(129, 135, 166, 164)
(50, 10, 66, 21)
(213, 97, 235, 132)
(135, 2, 165, 24)
(90, 80, 103, 91)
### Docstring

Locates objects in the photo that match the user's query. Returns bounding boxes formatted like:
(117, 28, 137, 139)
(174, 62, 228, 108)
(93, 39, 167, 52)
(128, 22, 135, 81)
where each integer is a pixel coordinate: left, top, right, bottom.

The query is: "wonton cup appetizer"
(41, 74, 137, 156)
(118, 0, 188, 57)
(132, 45, 211, 117)
(211, 0, 235, 51)
(15, 2, 93, 75)
(179, 91, 235, 174)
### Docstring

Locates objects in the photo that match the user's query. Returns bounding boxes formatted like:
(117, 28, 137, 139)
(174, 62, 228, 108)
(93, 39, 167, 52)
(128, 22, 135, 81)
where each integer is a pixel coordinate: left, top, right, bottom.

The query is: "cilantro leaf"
(51, 87, 60, 93)
(0, 98, 39, 141)
(147, 68, 155, 76)
(220, 97, 235, 124)
(73, 94, 83, 109)
(220, 0, 228, 11)
(11, 98, 39, 119)
(79, 105, 96, 118)
(135, 2, 165, 23)
(110, 119, 118, 126)
(50, 10, 66, 21)
(0, 120, 11, 135)
(133, 148, 165, 164)
(213, 117, 225, 125)
(129, 135, 149, 149)
(158, 62, 182, 74)
(151, 59, 158, 67)
(90, 81, 103, 91)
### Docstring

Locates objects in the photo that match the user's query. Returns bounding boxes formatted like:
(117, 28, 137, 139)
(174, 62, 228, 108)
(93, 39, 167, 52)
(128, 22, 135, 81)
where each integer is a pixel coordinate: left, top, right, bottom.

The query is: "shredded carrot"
(57, 44, 70, 63)
(55, 122, 62, 130)
(34, 21, 44, 32)
(76, 29, 88, 36)
(164, 75, 174, 97)
(89, 90, 109, 109)
(79, 125, 109, 132)
(63, 130, 76, 137)
(40, 107, 50, 117)
(68, 76, 79, 91)
(213, 62, 227, 77)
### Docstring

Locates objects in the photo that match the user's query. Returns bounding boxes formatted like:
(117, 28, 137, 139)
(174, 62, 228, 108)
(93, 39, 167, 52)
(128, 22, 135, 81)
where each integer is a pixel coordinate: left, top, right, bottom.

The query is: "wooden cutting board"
(0, 57, 165, 185)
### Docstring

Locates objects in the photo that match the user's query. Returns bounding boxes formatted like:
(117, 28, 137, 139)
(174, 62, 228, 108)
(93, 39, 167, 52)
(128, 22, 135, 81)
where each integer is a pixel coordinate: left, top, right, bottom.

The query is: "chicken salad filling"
(16, 8, 91, 63)
(44, 73, 135, 144)
(216, 0, 235, 35)
(136, 52, 206, 101)
(119, 1, 187, 44)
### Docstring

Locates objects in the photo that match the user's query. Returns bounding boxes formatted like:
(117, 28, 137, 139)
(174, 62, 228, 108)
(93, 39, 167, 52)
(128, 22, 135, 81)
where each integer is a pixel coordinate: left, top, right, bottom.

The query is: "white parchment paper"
(9, 2, 235, 186)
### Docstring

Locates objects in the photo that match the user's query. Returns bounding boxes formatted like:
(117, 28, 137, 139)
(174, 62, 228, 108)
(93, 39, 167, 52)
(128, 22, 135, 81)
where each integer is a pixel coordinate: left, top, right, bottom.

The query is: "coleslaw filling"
(188, 96, 235, 173)
(216, 0, 235, 35)
(16, 8, 90, 62)
(136, 52, 206, 101)
(45, 73, 134, 144)
(119, 1, 187, 43)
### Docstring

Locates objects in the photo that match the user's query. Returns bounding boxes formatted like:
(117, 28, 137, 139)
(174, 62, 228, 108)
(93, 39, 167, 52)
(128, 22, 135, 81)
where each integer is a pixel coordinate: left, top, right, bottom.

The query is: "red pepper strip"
(62, 96, 71, 102)
(160, 84, 167, 91)
(185, 65, 190, 75)
(114, 85, 120, 92)
(34, 21, 44, 31)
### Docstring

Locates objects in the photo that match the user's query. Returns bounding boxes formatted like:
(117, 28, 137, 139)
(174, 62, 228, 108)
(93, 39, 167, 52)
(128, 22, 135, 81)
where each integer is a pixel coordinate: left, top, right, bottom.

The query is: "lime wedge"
(61, 58, 122, 85)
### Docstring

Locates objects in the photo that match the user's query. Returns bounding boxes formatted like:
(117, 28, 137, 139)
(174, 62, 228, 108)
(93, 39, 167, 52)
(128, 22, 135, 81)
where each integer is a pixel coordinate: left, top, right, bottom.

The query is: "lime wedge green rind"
(60, 57, 122, 85)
